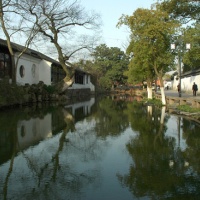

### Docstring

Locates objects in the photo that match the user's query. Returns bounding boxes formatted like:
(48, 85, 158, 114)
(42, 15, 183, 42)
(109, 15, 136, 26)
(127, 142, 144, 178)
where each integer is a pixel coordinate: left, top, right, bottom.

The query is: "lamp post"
(171, 39, 190, 97)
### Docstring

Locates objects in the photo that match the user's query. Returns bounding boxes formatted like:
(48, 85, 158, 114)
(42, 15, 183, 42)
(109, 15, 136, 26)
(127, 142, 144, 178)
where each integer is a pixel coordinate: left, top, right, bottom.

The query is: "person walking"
(177, 83, 180, 94)
(192, 82, 198, 96)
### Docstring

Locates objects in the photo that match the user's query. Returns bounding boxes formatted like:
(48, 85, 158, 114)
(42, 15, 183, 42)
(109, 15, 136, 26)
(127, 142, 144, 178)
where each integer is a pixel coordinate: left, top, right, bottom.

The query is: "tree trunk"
(158, 75, 166, 105)
(147, 86, 153, 99)
(55, 76, 74, 94)
(160, 86, 166, 105)
(147, 80, 153, 99)
(11, 55, 16, 84)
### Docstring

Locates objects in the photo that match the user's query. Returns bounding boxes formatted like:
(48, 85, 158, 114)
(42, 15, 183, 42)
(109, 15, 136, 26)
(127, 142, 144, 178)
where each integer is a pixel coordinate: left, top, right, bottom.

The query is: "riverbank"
(0, 80, 93, 109)
(155, 89, 200, 124)
(156, 89, 200, 100)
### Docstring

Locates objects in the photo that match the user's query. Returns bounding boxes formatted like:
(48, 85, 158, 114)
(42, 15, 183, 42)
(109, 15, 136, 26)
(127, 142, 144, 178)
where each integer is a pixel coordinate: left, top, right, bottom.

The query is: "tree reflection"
(117, 103, 200, 199)
(0, 103, 101, 200)
(181, 119, 200, 173)
(94, 97, 129, 138)
(1, 98, 200, 199)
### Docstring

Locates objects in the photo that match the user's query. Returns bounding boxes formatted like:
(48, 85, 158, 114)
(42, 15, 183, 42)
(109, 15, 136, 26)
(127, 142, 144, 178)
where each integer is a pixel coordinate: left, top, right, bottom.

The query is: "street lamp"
(171, 38, 190, 97)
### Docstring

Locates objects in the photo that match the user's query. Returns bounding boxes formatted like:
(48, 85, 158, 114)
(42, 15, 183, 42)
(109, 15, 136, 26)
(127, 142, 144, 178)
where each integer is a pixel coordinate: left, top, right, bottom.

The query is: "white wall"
(15, 53, 51, 86)
(69, 74, 95, 91)
(15, 53, 40, 85)
(181, 75, 200, 92)
(14, 52, 93, 88)
(38, 60, 51, 85)
(172, 75, 200, 92)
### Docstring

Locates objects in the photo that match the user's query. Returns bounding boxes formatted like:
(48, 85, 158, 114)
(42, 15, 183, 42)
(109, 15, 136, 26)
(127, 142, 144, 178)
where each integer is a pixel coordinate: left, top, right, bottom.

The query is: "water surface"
(0, 97, 200, 200)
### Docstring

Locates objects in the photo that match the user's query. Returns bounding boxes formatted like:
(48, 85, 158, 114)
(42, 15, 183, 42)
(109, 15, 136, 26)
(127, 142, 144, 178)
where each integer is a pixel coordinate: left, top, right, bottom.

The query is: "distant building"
(171, 68, 200, 92)
(0, 38, 95, 92)
(180, 68, 200, 92)
(164, 70, 177, 90)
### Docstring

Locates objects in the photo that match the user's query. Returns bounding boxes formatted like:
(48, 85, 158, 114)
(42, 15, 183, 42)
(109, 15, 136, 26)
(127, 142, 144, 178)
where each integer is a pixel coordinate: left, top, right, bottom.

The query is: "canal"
(0, 96, 200, 200)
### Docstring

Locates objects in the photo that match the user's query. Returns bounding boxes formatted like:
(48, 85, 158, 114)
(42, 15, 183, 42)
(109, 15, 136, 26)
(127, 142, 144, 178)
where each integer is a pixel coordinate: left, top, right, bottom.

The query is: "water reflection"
(0, 96, 200, 200)
(117, 102, 200, 199)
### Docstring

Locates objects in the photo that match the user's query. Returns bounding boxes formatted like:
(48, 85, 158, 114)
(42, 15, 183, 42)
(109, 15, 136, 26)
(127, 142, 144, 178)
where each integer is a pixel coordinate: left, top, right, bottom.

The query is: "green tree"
(118, 8, 179, 104)
(182, 23, 200, 72)
(90, 44, 129, 90)
(125, 39, 156, 99)
(158, 0, 200, 23)
(157, 1, 200, 73)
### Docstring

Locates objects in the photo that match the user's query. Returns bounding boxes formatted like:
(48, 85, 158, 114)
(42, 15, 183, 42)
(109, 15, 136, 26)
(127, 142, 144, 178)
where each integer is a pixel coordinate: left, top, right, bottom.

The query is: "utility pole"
(171, 36, 190, 97)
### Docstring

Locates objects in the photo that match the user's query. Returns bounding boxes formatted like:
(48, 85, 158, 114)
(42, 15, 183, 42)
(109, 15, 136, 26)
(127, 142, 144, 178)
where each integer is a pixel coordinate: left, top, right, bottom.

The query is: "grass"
(177, 105, 200, 113)
(143, 98, 163, 107)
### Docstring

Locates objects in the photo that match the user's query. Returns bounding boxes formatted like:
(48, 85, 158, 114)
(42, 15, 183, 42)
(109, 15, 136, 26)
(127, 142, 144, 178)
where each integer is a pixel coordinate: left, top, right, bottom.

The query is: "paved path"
(156, 90, 200, 100)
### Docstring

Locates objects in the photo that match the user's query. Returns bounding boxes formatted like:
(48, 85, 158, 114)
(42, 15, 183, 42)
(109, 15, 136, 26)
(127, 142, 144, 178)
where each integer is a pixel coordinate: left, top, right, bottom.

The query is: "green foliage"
(158, 0, 200, 23)
(43, 85, 56, 94)
(118, 8, 179, 89)
(157, 1, 200, 73)
(0, 80, 25, 107)
(99, 76, 112, 89)
(143, 98, 163, 107)
(182, 23, 200, 71)
(89, 44, 129, 89)
(177, 105, 200, 113)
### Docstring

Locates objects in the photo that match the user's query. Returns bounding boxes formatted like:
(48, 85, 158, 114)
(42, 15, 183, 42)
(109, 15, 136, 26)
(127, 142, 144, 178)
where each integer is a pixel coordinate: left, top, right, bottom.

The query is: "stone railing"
(154, 93, 200, 108)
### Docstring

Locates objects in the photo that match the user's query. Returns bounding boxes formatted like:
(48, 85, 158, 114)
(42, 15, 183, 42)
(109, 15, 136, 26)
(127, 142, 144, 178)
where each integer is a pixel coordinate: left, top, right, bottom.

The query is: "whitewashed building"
(68, 68, 95, 92)
(15, 52, 52, 86)
(173, 69, 200, 92)
(0, 38, 95, 92)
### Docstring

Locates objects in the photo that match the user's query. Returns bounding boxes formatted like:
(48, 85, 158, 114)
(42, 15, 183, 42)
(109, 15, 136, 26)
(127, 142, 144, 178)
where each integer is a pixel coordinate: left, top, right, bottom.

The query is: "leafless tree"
(0, 0, 40, 83)
(16, 0, 102, 91)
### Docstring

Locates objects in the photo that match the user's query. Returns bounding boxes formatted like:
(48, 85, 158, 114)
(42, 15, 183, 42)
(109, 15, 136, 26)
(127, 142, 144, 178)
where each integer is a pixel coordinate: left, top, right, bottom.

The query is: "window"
(32, 64, 36, 77)
(75, 73, 84, 84)
(51, 64, 65, 83)
(0, 52, 11, 78)
(19, 65, 25, 78)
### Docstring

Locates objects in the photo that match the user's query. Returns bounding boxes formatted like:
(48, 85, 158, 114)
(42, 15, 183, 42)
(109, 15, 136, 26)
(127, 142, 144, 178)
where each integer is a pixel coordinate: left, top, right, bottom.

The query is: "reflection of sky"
(0, 108, 196, 200)
(65, 121, 137, 200)
(165, 114, 187, 151)
(0, 118, 138, 200)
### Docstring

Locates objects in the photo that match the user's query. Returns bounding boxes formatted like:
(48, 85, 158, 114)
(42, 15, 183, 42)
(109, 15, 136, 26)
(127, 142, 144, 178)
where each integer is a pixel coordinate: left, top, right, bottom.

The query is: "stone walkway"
(157, 90, 200, 100)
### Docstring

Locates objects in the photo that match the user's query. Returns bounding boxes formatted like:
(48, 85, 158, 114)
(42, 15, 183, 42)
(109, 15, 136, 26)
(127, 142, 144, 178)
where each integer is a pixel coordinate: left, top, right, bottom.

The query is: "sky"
(0, 0, 157, 58)
(80, 0, 157, 50)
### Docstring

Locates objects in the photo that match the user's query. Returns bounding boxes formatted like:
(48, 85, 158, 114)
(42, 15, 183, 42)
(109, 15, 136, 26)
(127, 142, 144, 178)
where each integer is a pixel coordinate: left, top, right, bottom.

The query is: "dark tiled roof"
(74, 67, 90, 75)
(0, 38, 89, 74)
(182, 68, 200, 77)
(0, 38, 60, 65)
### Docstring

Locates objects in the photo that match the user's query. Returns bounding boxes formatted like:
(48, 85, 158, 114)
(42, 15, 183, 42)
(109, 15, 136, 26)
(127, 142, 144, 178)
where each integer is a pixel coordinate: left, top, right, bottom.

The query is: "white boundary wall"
(15, 53, 51, 86)
(68, 74, 95, 92)
(14, 52, 94, 90)
(172, 74, 200, 92)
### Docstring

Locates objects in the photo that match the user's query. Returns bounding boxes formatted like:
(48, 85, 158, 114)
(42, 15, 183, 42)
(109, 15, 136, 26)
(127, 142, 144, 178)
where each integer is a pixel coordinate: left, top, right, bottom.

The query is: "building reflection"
(0, 97, 99, 200)
(17, 114, 52, 150)
(65, 97, 95, 121)
(0, 97, 96, 164)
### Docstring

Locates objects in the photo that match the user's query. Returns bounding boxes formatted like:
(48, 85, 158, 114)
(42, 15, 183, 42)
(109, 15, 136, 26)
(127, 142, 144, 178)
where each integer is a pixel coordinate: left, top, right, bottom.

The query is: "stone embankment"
(155, 90, 200, 108)
(0, 79, 94, 109)
(155, 90, 200, 123)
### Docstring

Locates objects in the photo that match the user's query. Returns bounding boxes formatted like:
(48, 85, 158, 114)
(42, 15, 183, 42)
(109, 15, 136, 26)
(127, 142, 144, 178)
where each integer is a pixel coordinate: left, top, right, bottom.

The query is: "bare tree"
(0, 0, 39, 83)
(16, 0, 102, 92)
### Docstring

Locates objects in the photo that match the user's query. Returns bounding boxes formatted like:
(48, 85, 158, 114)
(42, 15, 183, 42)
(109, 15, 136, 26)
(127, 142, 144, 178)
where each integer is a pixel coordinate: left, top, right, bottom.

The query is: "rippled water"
(0, 96, 200, 200)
